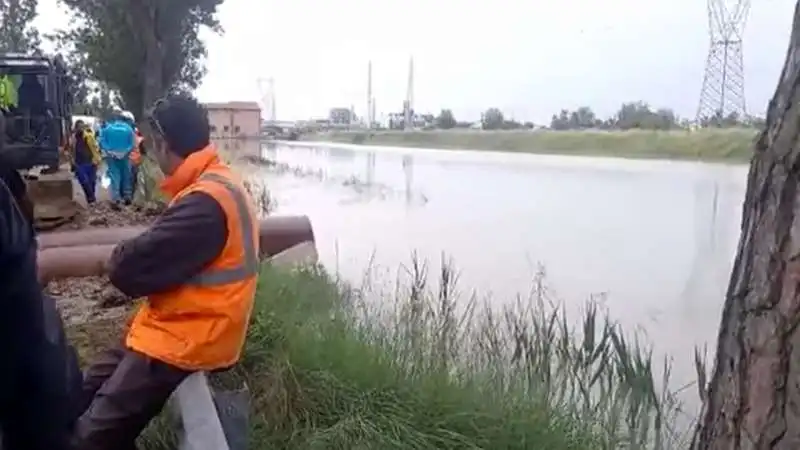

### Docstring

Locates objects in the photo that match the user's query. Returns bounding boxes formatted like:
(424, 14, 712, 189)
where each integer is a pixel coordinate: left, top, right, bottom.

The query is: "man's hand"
(105, 241, 126, 274)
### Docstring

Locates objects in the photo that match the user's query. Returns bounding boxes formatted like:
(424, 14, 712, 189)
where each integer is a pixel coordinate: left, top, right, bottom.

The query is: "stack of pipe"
(37, 215, 315, 282)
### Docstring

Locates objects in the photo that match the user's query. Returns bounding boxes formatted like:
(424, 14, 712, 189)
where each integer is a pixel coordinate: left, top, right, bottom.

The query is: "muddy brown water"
(221, 139, 748, 407)
(53, 140, 746, 419)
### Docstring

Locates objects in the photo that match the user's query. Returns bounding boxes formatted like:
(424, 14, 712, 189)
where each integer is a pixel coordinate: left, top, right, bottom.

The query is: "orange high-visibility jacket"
(125, 146, 261, 370)
(130, 130, 144, 166)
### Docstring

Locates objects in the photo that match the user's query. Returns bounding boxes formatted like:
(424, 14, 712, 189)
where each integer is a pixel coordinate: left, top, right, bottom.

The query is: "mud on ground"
(58, 200, 164, 229)
(43, 201, 163, 326)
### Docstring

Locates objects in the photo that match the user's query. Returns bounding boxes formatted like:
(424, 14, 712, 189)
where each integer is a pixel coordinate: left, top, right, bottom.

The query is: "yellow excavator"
(0, 53, 78, 230)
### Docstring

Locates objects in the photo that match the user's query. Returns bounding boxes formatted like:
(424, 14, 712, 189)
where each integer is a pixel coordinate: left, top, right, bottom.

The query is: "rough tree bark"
(692, 1, 800, 449)
(128, 0, 163, 117)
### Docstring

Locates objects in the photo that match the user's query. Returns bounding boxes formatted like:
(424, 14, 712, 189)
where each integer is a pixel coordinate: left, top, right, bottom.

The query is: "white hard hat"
(120, 111, 135, 122)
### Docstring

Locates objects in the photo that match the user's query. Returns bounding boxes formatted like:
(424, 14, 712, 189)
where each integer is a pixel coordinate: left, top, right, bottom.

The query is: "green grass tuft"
(128, 257, 697, 448)
(86, 161, 698, 448)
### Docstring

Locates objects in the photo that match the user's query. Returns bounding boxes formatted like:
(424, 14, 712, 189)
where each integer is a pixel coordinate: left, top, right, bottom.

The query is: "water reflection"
(261, 141, 277, 161)
(245, 141, 749, 401)
(402, 154, 413, 204)
(329, 145, 356, 162)
(220, 139, 242, 152)
(365, 152, 376, 186)
(210, 139, 748, 398)
(237, 141, 428, 207)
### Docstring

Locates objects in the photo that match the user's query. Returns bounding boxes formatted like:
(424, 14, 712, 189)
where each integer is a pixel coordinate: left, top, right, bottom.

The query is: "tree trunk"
(128, 0, 163, 118)
(692, 2, 800, 448)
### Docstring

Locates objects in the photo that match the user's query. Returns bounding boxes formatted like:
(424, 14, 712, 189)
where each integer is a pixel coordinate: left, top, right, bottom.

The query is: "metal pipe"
(37, 215, 315, 282)
(38, 245, 116, 282)
(39, 227, 148, 249)
(39, 215, 313, 254)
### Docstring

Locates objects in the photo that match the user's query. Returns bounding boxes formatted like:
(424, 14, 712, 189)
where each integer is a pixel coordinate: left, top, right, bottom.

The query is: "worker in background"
(71, 120, 102, 205)
(0, 148, 74, 449)
(71, 94, 260, 448)
(99, 111, 135, 205)
(0, 72, 18, 112)
(128, 121, 145, 198)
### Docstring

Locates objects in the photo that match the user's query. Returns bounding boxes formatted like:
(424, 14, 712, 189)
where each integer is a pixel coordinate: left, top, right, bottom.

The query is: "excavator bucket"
(27, 163, 79, 231)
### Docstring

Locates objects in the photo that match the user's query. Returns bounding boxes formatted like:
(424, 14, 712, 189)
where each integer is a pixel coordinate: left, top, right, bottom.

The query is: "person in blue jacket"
(99, 111, 136, 205)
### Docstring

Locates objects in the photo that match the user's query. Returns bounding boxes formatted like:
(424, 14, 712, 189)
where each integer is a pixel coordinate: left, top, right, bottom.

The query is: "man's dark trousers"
(74, 163, 97, 204)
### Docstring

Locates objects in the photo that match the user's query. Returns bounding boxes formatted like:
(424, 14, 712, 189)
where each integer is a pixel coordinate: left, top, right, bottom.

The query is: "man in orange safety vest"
(129, 127, 145, 196)
(70, 94, 260, 449)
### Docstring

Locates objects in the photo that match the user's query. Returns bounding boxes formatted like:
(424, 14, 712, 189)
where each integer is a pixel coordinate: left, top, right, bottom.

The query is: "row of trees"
(429, 103, 766, 131)
(0, 0, 225, 120)
(547, 103, 764, 130)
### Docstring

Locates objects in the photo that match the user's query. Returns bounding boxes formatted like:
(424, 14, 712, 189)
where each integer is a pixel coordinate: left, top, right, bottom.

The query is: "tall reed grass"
(134, 157, 165, 204)
(125, 256, 697, 448)
(110, 148, 699, 448)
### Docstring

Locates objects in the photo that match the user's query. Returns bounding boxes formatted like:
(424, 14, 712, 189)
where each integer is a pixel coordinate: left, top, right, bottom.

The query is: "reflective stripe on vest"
(185, 173, 258, 286)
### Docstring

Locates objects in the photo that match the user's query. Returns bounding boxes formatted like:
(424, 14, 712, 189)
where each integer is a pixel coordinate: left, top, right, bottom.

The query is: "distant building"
(204, 101, 261, 139)
(329, 107, 354, 125)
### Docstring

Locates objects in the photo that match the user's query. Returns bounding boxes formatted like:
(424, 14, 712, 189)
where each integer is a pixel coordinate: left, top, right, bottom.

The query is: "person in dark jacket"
(71, 120, 102, 205)
(0, 151, 73, 450)
(71, 120, 101, 205)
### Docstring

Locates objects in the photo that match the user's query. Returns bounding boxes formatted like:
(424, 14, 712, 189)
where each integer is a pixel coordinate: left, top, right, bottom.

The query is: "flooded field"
(225, 139, 747, 398)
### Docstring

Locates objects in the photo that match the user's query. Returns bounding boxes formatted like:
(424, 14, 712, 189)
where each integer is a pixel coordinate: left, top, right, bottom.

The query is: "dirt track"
(42, 197, 162, 325)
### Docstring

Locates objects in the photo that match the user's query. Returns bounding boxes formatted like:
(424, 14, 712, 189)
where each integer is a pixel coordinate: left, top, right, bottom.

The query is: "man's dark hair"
(150, 94, 211, 158)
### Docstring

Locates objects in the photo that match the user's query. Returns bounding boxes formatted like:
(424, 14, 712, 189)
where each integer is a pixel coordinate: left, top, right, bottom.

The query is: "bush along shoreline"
(86, 255, 698, 449)
(301, 129, 758, 163)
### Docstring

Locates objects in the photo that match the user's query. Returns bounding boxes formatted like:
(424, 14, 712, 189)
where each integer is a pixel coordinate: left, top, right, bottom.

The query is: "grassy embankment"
(66, 157, 697, 448)
(69, 263, 696, 448)
(302, 128, 759, 162)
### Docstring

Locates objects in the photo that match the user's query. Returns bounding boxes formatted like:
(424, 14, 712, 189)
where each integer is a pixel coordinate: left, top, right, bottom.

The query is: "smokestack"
(404, 56, 414, 130)
(367, 61, 373, 129)
(268, 78, 276, 122)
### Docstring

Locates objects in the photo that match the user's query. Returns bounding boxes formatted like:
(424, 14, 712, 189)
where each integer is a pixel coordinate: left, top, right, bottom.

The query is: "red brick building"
(204, 101, 261, 139)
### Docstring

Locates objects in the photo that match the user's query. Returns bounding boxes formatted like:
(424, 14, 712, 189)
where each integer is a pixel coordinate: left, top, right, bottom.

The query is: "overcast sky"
(34, 0, 796, 123)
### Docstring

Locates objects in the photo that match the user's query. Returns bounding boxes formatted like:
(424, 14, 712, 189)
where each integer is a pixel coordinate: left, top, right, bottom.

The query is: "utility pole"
(696, 0, 750, 123)
(257, 77, 277, 122)
(268, 77, 276, 122)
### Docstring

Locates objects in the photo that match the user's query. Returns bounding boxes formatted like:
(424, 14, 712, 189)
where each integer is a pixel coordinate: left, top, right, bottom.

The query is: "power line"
(696, 0, 751, 121)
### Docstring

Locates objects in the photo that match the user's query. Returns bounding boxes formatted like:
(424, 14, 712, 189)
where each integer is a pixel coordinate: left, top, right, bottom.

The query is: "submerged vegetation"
(70, 256, 698, 449)
(303, 128, 757, 162)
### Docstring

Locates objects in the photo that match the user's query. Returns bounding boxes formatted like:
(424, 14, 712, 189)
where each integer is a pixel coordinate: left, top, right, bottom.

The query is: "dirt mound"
(42, 200, 163, 325)
(59, 201, 164, 230)
(46, 276, 134, 325)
